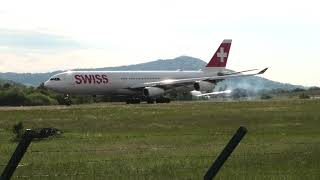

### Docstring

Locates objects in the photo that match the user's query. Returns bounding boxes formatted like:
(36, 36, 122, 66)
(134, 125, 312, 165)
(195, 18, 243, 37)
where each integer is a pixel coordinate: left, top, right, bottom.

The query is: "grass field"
(0, 100, 320, 179)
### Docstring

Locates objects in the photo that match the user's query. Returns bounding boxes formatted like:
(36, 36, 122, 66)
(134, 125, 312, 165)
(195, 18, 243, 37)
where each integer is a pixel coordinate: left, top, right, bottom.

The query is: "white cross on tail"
(217, 47, 227, 63)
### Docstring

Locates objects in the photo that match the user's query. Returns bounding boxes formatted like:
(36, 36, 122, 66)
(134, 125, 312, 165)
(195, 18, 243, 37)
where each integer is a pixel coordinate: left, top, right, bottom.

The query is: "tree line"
(0, 83, 60, 106)
(0, 81, 319, 106)
(0, 82, 99, 106)
(0, 82, 151, 106)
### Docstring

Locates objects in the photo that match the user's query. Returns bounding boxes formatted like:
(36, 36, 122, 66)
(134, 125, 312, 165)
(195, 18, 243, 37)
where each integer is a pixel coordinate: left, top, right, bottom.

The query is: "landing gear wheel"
(92, 95, 97, 103)
(156, 97, 171, 103)
(164, 98, 171, 103)
(126, 98, 141, 104)
(64, 94, 72, 106)
(147, 98, 155, 104)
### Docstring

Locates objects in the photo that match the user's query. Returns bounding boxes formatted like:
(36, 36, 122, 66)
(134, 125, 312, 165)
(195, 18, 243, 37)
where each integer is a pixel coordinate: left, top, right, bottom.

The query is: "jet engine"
(193, 81, 215, 92)
(143, 87, 165, 97)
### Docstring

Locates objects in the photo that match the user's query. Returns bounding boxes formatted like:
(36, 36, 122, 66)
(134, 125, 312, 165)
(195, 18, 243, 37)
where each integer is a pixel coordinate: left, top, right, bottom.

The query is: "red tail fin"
(206, 39, 232, 68)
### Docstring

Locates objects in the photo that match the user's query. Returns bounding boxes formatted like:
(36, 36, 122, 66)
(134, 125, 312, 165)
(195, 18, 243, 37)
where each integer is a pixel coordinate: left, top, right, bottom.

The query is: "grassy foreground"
(0, 100, 320, 179)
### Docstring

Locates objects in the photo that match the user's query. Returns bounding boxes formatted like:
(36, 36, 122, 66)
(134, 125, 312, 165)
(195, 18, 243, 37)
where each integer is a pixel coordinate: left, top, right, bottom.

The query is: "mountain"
(0, 56, 304, 90)
(79, 56, 207, 71)
(0, 72, 60, 87)
(0, 78, 24, 87)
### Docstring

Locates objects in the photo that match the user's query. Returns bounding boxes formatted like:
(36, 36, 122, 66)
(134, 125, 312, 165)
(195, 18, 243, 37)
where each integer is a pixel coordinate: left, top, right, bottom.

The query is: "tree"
(0, 88, 28, 106)
(309, 86, 320, 91)
(260, 94, 272, 100)
(299, 93, 310, 99)
(3, 83, 11, 89)
(231, 88, 248, 99)
(26, 93, 58, 106)
(37, 82, 46, 90)
(292, 88, 305, 92)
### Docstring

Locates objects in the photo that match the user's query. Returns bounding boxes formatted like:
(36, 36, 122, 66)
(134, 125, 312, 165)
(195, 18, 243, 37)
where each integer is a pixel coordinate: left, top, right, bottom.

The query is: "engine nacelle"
(193, 81, 215, 92)
(143, 87, 165, 97)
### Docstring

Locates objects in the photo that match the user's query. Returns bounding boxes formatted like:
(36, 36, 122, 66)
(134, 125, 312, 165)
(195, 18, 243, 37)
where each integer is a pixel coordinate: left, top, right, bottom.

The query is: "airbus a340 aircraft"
(44, 39, 268, 104)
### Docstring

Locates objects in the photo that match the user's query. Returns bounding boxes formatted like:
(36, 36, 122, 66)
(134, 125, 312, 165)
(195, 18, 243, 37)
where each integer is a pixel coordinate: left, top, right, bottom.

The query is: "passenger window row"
(120, 77, 160, 80)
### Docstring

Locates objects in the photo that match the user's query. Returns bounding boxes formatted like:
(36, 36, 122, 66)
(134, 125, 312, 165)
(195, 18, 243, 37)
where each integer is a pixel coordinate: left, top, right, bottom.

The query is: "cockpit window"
(50, 77, 61, 81)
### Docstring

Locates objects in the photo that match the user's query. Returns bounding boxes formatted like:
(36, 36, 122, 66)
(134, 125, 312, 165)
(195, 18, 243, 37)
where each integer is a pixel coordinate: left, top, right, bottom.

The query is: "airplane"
(44, 39, 268, 104)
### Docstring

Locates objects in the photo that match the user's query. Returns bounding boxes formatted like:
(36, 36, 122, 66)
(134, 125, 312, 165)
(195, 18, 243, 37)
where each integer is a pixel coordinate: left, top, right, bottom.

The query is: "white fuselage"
(44, 69, 223, 96)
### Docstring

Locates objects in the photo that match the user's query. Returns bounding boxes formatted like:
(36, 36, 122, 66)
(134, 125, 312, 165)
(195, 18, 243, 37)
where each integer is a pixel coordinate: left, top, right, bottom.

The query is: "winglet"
(258, 68, 268, 74)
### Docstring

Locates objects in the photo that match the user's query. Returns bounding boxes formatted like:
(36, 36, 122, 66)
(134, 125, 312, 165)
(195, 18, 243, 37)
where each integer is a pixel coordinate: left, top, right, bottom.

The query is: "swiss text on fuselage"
(74, 74, 109, 84)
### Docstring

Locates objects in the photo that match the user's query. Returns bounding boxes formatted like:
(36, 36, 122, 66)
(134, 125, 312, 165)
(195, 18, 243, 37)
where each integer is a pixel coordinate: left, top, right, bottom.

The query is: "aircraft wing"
(130, 68, 268, 90)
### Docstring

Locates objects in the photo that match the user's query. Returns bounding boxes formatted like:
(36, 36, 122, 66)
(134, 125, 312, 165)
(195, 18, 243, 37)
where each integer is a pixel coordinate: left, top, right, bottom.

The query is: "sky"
(0, 0, 319, 86)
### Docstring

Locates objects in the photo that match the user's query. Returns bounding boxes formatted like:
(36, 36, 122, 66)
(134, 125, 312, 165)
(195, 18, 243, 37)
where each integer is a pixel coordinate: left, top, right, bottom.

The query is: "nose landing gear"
(126, 98, 141, 104)
(64, 94, 72, 106)
(146, 98, 155, 104)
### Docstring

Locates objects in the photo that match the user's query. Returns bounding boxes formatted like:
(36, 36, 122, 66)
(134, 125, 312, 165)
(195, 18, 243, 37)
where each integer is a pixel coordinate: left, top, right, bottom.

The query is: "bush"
(292, 88, 306, 92)
(72, 95, 93, 104)
(26, 93, 58, 106)
(24, 86, 35, 95)
(261, 94, 272, 100)
(299, 93, 310, 99)
(3, 83, 11, 89)
(55, 94, 67, 105)
(309, 86, 320, 91)
(231, 88, 248, 99)
(12, 122, 24, 141)
(0, 88, 28, 106)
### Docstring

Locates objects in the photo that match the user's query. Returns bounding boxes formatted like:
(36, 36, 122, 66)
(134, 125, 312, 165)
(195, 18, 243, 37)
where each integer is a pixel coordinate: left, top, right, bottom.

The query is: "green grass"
(0, 99, 320, 179)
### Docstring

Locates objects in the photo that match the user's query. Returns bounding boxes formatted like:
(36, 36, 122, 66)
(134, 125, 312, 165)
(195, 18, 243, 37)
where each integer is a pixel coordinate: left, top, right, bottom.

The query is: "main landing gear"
(146, 98, 155, 104)
(126, 97, 171, 104)
(147, 97, 171, 104)
(126, 98, 141, 104)
(155, 97, 171, 103)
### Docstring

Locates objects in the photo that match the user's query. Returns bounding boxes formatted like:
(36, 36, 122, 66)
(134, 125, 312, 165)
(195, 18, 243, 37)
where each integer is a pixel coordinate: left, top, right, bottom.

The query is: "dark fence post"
(204, 126, 247, 180)
(1, 128, 59, 180)
(0, 130, 35, 180)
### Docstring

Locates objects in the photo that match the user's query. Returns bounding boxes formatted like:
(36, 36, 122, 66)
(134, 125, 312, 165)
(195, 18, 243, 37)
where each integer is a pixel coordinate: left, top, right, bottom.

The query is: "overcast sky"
(0, 0, 319, 86)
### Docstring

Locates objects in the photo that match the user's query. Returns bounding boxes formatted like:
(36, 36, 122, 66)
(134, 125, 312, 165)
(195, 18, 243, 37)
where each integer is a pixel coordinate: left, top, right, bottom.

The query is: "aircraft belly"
(67, 80, 137, 96)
